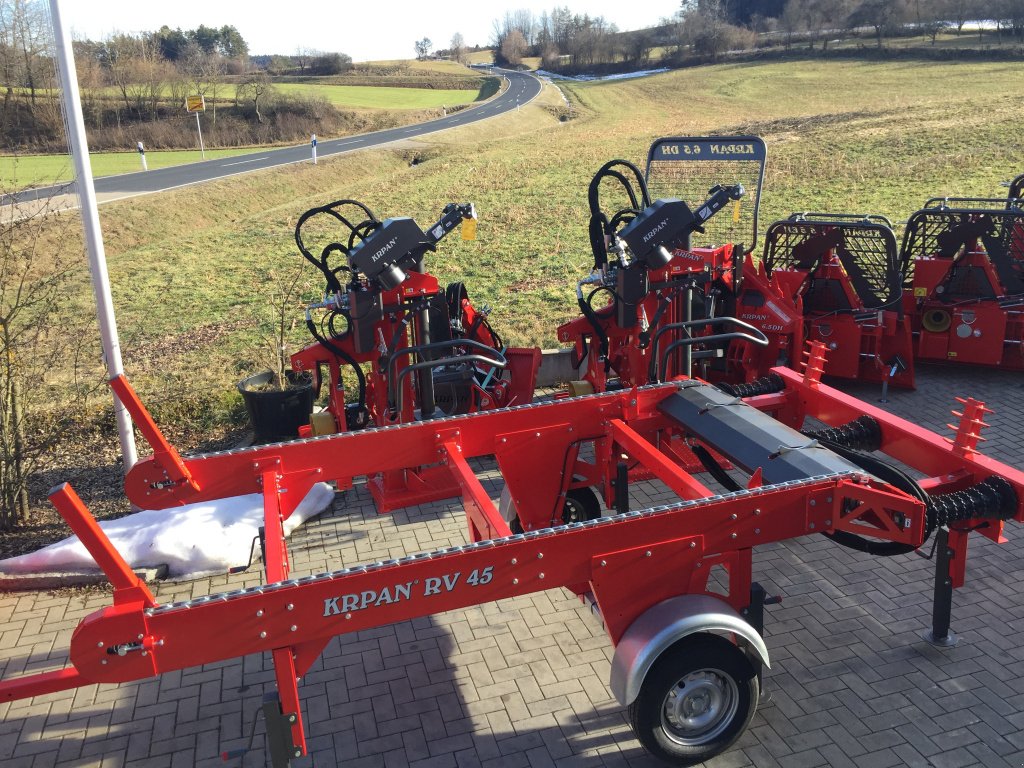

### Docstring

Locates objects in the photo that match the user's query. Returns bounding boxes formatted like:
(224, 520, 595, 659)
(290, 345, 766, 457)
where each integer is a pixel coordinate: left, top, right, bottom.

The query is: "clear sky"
(57, 1, 680, 62)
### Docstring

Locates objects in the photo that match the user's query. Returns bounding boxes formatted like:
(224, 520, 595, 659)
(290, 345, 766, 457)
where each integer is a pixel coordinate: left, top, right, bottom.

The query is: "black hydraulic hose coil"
(803, 415, 883, 453)
(717, 372, 785, 398)
(926, 476, 1017, 531)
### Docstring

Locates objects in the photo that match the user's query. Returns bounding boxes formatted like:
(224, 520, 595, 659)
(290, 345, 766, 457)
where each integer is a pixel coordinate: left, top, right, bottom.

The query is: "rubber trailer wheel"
(628, 633, 759, 766)
(560, 486, 601, 524)
(511, 487, 602, 533)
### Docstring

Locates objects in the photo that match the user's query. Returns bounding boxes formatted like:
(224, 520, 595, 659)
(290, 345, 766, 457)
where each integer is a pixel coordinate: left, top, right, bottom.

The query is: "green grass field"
(15, 57, 1024, 440)
(272, 82, 479, 109)
(368, 59, 481, 75)
(0, 148, 261, 188)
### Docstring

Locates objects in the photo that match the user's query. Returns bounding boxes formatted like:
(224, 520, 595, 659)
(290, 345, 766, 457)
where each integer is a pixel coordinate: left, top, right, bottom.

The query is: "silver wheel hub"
(661, 668, 738, 746)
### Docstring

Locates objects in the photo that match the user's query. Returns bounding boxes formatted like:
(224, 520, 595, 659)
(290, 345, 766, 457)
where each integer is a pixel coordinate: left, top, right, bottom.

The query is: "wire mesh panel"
(901, 204, 1024, 297)
(645, 136, 766, 253)
(763, 216, 902, 310)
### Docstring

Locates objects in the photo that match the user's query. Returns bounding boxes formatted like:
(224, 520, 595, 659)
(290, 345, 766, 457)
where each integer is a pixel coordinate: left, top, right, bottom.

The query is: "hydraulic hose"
(305, 314, 366, 412)
(587, 159, 651, 269)
(577, 278, 610, 369)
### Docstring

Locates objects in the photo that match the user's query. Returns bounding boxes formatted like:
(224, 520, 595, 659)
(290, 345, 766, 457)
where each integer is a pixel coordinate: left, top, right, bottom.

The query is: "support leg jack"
(745, 583, 783, 703)
(264, 692, 302, 768)
(923, 527, 958, 648)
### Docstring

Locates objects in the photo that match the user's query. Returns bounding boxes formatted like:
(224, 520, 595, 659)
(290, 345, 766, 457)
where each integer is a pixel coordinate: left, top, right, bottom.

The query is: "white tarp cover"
(0, 483, 335, 579)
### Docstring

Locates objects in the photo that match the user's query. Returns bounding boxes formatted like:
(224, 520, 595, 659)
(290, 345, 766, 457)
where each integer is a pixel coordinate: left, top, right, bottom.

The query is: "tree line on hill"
(488, 0, 1024, 71)
(0, 0, 360, 153)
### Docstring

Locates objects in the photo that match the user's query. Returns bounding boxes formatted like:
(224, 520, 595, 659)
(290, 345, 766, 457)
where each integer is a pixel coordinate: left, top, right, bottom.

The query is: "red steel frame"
(3, 363, 1024, 764)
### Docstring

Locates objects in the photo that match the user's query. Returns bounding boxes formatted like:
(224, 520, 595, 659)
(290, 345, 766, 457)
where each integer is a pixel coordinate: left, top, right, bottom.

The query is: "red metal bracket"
(261, 470, 290, 583)
(609, 419, 712, 500)
(48, 483, 156, 607)
(801, 340, 828, 388)
(108, 375, 198, 492)
(946, 397, 992, 457)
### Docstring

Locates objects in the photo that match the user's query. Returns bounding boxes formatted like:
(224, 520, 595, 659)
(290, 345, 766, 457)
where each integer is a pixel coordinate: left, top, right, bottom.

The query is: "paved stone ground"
(3, 363, 1024, 768)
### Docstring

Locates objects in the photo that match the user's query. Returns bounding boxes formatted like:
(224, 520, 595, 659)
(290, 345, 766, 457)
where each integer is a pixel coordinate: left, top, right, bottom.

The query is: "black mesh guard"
(901, 204, 1024, 297)
(762, 217, 902, 310)
(645, 136, 766, 251)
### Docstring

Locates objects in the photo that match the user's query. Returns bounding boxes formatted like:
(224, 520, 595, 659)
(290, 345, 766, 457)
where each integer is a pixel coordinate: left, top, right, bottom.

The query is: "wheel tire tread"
(627, 634, 758, 766)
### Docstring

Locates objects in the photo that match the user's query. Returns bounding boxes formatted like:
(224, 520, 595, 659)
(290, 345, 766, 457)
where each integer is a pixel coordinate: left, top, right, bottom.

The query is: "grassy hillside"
(273, 82, 479, 109)
(19, 59, 1024, 445)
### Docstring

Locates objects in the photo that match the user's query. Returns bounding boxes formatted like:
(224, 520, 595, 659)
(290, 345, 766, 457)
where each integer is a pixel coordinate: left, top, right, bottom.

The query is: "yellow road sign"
(186, 95, 206, 113)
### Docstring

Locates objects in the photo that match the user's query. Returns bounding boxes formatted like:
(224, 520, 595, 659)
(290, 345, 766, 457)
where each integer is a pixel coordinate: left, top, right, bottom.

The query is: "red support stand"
(48, 483, 156, 607)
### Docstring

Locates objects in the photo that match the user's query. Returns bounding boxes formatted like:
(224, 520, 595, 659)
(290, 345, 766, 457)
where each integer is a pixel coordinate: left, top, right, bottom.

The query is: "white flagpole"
(48, 0, 138, 472)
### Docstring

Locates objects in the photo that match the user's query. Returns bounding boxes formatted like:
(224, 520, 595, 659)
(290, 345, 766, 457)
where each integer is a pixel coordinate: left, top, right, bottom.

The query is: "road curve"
(10, 68, 542, 206)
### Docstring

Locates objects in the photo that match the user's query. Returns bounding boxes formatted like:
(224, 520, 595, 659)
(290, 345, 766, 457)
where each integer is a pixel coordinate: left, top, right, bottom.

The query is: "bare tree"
(0, 0, 53, 140)
(72, 39, 105, 126)
(780, 0, 807, 49)
(627, 29, 656, 64)
(414, 37, 432, 60)
(100, 33, 140, 122)
(7, 0, 48, 104)
(998, 0, 1024, 39)
(122, 37, 169, 119)
(500, 28, 528, 66)
(808, 0, 853, 50)
(683, 0, 730, 60)
(236, 69, 273, 123)
(540, 41, 560, 68)
(0, 187, 79, 530)
(509, 9, 537, 46)
(942, 0, 981, 34)
(180, 40, 225, 126)
(295, 46, 314, 73)
(848, 0, 910, 48)
(450, 32, 468, 64)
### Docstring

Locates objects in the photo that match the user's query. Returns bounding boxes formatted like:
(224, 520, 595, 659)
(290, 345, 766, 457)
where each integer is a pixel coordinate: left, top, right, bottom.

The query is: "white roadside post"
(48, 0, 138, 471)
(195, 112, 205, 158)
(136, 140, 147, 170)
(311, 133, 317, 164)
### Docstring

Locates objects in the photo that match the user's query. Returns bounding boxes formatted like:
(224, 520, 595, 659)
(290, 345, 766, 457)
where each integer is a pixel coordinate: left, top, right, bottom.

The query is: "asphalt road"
(10, 68, 542, 206)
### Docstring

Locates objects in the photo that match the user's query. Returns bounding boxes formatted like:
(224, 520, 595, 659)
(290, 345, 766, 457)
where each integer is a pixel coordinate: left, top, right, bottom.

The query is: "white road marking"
(221, 157, 270, 167)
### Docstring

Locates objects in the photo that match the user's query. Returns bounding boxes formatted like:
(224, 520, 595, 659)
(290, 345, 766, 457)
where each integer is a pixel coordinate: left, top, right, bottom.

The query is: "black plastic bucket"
(237, 370, 315, 443)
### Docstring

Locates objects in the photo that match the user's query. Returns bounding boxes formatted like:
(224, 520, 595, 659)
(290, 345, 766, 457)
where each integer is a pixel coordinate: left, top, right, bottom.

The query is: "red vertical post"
(48, 483, 155, 607)
(261, 469, 289, 582)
